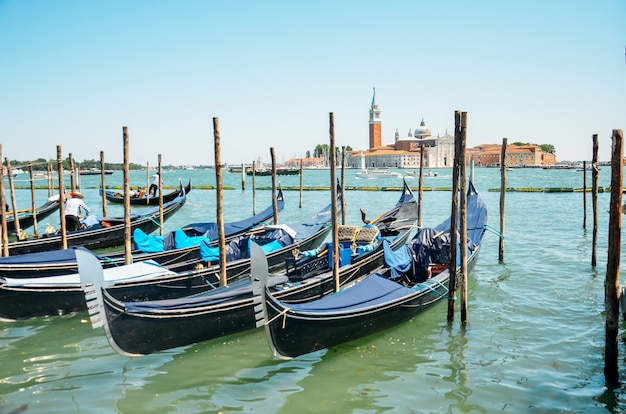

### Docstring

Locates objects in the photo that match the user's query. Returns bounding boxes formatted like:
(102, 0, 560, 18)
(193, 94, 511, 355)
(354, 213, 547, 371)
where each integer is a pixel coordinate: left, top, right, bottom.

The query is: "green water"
(0, 167, 623, 413)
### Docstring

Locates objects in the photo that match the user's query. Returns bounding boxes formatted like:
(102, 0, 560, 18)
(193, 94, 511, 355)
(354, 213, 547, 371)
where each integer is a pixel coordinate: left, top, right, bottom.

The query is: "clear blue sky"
(1, 0, 624, 166)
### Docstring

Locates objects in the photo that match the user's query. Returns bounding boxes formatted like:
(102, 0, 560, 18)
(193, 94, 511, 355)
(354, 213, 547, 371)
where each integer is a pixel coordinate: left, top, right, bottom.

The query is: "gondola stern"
(76, 250, 144, 358)
(250, 242, 293, 360)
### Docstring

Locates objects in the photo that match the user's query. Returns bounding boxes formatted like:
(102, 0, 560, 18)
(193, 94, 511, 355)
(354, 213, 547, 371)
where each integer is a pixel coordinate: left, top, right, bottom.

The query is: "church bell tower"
(368, 88, 382, 149)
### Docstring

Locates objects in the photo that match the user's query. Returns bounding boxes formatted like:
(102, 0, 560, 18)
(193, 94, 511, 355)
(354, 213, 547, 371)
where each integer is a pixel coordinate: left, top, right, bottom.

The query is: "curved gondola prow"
(76, 249, 143, 357)
(250, 242, 284, 357)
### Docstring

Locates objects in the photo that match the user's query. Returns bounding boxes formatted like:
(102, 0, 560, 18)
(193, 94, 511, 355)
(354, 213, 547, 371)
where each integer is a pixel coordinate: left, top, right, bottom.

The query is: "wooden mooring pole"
(592, 134, 599, 267)
(329, 112, 340, 292)
(28, 163, 39, 238)
(447, 111, 461, 322)
(5, 158, 21, 238)
(417, 143, 424, 229)
(270, 147, 278, 225)
(341, 146, 346, 225)
(0, 145, 7, 257)
(252, 161, 257, 215)
(299, 159, 303, 209)
(241, 163, 246, 191)
(582, 160, 587, 230)
(122, 127, 131, 264)
(499, 138, 507, 263)
(157, 154, 163, 236)
(213, 117, 227, 287)
(69, 154, 75, 194)
(458, 112, 468, 324)
(100, 151, 107, 217)
(57, 146, 68, 250)
(604, 129, 623, 386)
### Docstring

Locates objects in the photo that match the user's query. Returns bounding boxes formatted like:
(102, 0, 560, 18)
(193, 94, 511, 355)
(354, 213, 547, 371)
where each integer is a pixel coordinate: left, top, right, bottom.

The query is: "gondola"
(258, 181, 487, 359)
(0, 188, 285, 279)
(4, 198, 61, 233)
(75, 183, 418, 356)
(79, 168, 115, 175)
(2, 190, 186, 256)
(0, 188, 318, 321)
(100, 180, 192, 206)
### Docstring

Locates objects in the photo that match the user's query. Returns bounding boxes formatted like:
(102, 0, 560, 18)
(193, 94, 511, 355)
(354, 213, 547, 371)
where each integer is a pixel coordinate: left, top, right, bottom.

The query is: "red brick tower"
(368, 88, 381, 149)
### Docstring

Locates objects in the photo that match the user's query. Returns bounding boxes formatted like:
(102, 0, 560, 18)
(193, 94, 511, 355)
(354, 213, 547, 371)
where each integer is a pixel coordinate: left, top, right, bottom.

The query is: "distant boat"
(355, 169, 403, 179)
(576, 164, 599, 172)
(405, 170, 437, 177)
(80, 168, 114, 176)
(354, 169, 378, 179)
(246, 168, 300, 176)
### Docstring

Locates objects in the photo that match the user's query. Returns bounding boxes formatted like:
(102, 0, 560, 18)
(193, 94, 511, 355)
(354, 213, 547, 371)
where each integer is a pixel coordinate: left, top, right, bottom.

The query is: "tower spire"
(368, 88, 382, 149)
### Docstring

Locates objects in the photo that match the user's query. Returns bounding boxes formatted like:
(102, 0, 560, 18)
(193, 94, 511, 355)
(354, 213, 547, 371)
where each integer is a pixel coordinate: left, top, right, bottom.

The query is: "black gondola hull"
(102, 181, 192, 206)
(0, 188, 284, 278)
(5, 199, 60, 233)
(264, 254, 479, 359)
(81, 183, 419, 355)
(0, 225, 330, 320)
(4, 195, 185, 256)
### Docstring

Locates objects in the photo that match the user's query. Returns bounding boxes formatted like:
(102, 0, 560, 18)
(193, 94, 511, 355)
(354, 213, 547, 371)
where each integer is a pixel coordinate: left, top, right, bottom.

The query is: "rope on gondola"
(265, 307, 290, 328)
(483, 224, 504, 238)
(414, 278, 455, 301)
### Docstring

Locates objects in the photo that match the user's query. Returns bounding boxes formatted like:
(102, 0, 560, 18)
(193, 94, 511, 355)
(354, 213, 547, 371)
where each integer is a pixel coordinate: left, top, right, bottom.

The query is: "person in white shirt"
(149, 174, 160, 197)
(65, 192, 90, 231)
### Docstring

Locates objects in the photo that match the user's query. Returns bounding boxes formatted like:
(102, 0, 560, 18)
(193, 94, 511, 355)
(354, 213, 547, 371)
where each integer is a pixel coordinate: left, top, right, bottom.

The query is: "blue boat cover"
(183, 189, 285, 240)
(383, 239, 412, 280)
(0, 246, 98, 265)
(124, 274, 289, 312)
(288, 274, 414, 312)
(133, 228, 164, 253)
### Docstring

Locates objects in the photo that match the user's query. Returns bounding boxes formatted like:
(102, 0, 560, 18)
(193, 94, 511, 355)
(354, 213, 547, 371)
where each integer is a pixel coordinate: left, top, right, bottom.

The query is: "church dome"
(414, 118, 431, 139)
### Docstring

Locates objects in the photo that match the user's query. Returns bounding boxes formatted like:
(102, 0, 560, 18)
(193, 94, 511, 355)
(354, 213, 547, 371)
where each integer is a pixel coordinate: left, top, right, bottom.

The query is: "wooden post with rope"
(499, 138, 507, 263)
(0, 145, 7, 257)
(5, 158, 21, 238)
(57, 146, 68, 250)
(270, 147, 279, 225)
(604, 129, 623, 386)
(329, 112, 340, 292)
(100, 151, 107, 217)
(459, 112, 469, 324)
(592, 134, 599, 267)
(123, 127, 132, 264)
(447, 111, 461, 322)
(214, 117, 227, 287)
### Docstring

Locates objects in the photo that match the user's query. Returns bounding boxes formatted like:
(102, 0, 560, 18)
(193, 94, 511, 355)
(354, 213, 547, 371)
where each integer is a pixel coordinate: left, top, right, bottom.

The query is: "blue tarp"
(0, 246, 97, 265)
(133, 228, 164, 253)
(383, 239, 412, 280)
(288, 274, 414, 312)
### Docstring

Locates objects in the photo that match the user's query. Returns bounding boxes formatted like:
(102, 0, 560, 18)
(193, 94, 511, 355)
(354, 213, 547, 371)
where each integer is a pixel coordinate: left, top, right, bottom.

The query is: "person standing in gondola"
(65, 192, 90, 231)
(149, 174, 160, 197)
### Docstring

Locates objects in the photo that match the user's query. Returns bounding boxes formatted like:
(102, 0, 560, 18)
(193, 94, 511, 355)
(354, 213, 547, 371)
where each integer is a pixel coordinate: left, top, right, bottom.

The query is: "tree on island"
(313, 144, 353, 159)
(4, 158, 145, 171)
(511, 142, 555, 155)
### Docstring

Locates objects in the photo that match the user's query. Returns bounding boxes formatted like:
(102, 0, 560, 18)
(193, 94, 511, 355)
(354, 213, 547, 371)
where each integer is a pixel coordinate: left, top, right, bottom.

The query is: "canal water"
(1, 166, 624, 413)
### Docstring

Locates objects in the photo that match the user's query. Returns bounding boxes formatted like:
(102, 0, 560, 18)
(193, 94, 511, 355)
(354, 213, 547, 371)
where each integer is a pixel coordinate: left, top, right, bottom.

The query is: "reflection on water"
(1, 167, 626, 412)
